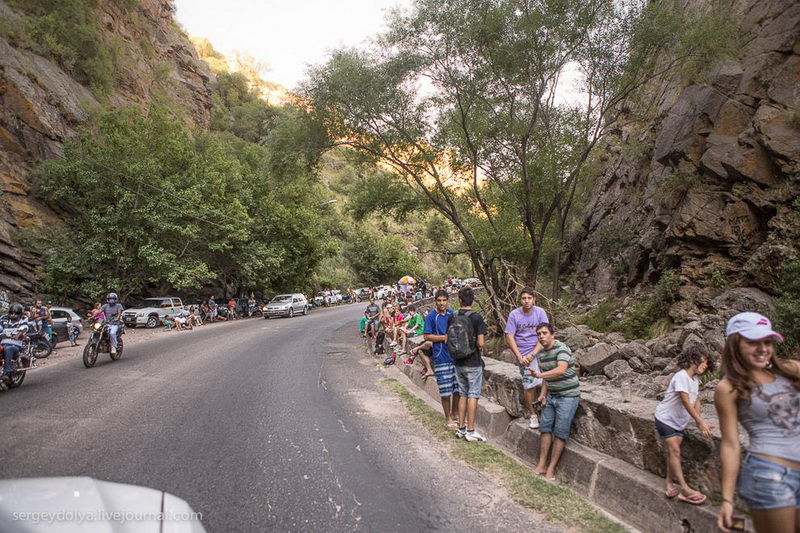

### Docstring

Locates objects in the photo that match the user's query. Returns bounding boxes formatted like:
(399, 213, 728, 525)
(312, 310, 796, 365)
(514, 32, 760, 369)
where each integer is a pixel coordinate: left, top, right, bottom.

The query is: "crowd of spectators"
(361, 282, 799, 533)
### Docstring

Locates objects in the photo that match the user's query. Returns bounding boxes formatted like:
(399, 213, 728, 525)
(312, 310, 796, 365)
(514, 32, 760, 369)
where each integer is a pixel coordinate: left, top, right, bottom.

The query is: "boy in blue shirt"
(423, 290, 458, 429)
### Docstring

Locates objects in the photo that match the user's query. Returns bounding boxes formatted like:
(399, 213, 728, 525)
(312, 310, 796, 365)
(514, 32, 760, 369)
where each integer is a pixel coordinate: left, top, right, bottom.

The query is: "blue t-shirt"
(423, 309, 453, 364)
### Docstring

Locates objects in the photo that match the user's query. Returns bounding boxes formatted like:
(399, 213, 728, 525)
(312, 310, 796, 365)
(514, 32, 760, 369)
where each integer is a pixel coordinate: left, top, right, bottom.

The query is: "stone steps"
(369, 332, 750, 532)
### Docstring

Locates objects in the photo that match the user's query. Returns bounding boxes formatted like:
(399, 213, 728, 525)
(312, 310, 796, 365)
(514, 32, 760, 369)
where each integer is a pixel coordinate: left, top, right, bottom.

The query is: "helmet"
(7, 303, 23, 320)
(106, 292, 118, 303)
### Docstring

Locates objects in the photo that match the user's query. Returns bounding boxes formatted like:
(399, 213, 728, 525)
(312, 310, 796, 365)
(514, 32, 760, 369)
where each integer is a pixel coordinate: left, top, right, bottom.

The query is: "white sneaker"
(529, 413, 539, 429)
(465, 430, 486, 442)
(110, 347, 116, 354)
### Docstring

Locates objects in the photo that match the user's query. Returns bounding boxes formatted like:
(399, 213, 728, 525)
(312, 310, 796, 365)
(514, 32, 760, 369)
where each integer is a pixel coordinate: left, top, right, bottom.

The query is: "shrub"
(773, 260, 800, 359)
(8, 0, 114, 96)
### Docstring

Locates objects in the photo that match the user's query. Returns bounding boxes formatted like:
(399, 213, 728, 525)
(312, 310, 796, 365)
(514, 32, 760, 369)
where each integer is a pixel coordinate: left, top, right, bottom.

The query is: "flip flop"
(665, 487, 680, 499)
(677, 492, 706, 505)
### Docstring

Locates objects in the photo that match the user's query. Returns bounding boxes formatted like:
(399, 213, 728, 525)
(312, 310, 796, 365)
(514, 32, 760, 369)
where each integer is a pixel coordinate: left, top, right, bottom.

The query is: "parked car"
(49, 306, 83, 344)
(462, 277, 482, 287)
(353, 287, 371, 301)
(374, 285, 394, 299)
(263, 294, 308, 318)
(122, 297, 185, 328)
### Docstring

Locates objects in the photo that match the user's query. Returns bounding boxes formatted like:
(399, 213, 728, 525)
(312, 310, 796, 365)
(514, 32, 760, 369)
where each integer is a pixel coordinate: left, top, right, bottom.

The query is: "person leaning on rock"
(531, 322, 580, 482)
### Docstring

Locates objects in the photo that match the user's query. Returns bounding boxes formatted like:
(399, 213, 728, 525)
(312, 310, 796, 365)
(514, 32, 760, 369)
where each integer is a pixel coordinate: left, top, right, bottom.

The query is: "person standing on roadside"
(423, 290, 459, 429)
(505, 287, 549, 429)
(532, 322, 580, 481)
(450, 287, 488, 443)
(715, 312, 800, 533)
(364, 297, 380, 339)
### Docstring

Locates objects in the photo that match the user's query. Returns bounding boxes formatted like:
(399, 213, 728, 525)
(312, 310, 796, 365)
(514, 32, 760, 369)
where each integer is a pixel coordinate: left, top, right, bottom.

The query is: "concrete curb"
(370, 344, 739, 533)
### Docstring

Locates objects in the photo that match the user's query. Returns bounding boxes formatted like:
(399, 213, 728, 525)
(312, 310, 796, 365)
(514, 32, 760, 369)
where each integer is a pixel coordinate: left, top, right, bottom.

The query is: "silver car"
(263, 294, 308, 318)
(49, 306, 84, 343)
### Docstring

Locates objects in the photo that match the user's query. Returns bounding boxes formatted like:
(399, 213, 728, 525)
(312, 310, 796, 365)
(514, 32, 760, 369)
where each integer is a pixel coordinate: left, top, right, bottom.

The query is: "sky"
(172, 0, 412, 90)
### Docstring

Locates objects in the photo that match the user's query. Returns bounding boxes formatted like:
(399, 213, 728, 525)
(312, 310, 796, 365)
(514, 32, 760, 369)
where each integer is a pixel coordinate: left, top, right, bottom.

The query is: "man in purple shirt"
(504, 287, 549, 429)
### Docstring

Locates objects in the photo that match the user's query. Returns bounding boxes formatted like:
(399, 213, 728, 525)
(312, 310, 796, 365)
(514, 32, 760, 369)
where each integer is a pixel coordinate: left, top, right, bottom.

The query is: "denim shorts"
(654, 417, 685, 439)
(455, 365, 483, 398)
(737, 453, 800, 510)
(539, 394, 580, 440)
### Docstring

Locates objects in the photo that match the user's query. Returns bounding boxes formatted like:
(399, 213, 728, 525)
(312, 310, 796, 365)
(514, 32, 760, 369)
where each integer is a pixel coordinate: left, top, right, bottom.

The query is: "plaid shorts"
(434, 361, 456, 398)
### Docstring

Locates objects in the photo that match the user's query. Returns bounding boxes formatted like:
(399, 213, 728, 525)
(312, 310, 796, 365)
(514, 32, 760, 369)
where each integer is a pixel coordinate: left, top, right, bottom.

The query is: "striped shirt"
(0, 316, 30, 347)
(540, 340, 580, 398)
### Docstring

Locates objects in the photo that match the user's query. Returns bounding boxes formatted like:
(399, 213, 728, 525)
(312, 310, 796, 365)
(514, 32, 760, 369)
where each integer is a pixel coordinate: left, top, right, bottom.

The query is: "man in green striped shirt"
(531, 322, 580, 481)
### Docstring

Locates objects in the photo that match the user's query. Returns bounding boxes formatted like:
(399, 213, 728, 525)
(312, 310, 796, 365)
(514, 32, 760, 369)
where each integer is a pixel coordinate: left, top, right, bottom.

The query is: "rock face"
(0, 0, 212, 296)
(575, 0, 800, 310)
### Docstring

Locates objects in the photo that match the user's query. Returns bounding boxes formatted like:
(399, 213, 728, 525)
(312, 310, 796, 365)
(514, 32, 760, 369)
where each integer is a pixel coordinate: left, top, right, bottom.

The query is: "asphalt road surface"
(2, 304, 564, 532)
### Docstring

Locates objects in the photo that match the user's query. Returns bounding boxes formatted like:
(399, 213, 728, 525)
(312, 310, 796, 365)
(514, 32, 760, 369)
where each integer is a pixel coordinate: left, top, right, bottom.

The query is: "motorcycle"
(82, 318, 124, 368)
(0, 336, 43, 390)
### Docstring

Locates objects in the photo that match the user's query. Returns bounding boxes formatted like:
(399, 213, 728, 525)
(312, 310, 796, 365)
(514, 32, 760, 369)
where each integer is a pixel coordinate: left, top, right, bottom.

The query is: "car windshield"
(270, 295, 292, 303)
(132, 299, 162, 307)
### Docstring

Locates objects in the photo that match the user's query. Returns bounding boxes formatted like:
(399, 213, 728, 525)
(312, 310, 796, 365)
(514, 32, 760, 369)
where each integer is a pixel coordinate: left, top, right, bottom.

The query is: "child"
(67, 315, 79, 346)
(654, 345, 715, 504)
(163, 315, 174, 330)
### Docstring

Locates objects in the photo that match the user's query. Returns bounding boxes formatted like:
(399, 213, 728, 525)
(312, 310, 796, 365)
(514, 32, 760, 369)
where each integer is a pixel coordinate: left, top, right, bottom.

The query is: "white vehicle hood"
(0, 477, 206, 533)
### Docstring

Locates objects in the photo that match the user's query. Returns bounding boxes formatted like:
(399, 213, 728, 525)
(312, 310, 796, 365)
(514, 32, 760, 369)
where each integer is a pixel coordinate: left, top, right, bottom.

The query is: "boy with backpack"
(448, 286, 488, 442)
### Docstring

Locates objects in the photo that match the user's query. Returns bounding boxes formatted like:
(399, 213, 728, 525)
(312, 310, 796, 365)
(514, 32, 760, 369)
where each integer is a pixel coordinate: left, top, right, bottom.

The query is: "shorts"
(434, 361, 456, 398)
(654, 417, 685, 439)
(539, 394, 580, 441)
(737, 453, 800, 510)
(520, 364, 543, 390)
(455, 365, 483, 398)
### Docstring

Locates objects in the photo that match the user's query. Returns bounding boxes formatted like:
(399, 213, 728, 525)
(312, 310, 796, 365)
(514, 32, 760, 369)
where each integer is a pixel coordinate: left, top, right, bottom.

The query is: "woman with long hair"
(715, 312, 800, 532)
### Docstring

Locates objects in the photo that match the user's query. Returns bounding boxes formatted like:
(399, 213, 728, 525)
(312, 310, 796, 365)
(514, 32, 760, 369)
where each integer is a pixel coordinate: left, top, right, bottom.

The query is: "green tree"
(305, 0, 652, 325)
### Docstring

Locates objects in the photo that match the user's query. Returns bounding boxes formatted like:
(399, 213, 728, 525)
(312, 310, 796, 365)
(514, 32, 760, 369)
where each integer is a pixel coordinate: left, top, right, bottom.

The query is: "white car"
(122, 297, 185, 328)
(0, 477, 206, 532)
(373, 285, 394, 299)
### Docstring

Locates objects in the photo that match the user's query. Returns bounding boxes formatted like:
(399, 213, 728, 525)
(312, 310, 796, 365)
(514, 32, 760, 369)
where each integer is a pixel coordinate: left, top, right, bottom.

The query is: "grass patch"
(381, 379, 628, 533)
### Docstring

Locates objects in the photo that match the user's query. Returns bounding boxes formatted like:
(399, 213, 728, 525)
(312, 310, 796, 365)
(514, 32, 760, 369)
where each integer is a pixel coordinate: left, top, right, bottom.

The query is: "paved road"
(2, 305, 562, 532)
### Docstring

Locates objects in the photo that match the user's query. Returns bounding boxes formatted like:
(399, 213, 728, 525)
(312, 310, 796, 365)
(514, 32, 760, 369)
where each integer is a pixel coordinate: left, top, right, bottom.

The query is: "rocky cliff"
(575, 0, 799, 320)
(0, 0, 211, 297)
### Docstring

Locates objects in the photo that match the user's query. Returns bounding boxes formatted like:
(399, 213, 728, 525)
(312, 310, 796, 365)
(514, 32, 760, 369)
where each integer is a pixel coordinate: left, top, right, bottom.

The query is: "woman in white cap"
(715, 312, 800, 532)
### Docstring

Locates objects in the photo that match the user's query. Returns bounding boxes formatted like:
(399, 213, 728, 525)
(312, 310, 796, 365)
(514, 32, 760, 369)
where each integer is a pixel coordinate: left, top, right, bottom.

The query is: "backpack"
(446, 310, 476, 360)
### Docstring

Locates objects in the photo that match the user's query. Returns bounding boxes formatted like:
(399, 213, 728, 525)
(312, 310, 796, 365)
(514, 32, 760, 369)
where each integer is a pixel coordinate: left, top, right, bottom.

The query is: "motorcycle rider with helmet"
(1, 303, 30, 378)
(99, 292, 124, 355)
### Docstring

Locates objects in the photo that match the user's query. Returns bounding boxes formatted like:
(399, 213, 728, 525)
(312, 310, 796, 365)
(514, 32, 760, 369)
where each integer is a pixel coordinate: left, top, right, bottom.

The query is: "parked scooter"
(82, 318, 124, 368)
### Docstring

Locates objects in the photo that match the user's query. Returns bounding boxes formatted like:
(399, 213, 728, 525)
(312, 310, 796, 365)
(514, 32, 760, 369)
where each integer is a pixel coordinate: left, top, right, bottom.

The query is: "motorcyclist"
(99, 292, 124, 355)
(1, 303, 29, 378)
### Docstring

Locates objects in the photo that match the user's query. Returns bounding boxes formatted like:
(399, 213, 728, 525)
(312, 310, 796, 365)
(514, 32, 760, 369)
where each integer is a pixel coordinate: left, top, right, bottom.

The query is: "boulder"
(579, 343, 623, 375)
(617, 342, 654, 365)
(610, 372, 663, 399)
(710, 288, 777, 318)
(605, 332, 627, 345)
(558, 325, 601, 351)
(651, 357, 673, 371)
(604, 359, 633, 380)
(681, 333, 709, 354)
(661, 357, 680, 376)
(628, 356, 650, 373)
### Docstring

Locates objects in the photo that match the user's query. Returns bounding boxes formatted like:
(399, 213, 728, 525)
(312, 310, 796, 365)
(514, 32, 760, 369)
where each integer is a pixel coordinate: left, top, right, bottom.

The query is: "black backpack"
(446, 310, 476, 360)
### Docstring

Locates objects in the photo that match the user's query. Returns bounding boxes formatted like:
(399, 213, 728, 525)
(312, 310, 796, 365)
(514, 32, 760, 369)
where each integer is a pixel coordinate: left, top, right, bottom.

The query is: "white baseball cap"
(725, 312, 784, 342)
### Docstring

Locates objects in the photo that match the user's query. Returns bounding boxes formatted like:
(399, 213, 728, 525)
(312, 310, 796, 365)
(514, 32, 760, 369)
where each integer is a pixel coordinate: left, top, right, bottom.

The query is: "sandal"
(665, 487, 680, 499)
(677, 492, 706, 505)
